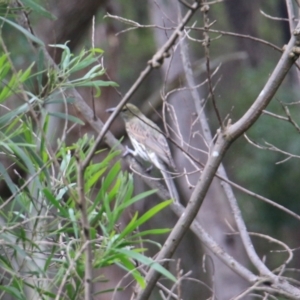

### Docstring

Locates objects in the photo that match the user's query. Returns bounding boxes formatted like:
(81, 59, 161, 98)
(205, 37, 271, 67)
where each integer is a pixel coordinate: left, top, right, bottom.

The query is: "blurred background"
(1, 0, 300, 299)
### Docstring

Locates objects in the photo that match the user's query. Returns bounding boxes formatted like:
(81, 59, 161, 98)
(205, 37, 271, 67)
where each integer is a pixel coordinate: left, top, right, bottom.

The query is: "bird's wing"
(127, 119, 175, 168)
(154, 133, 176, 168)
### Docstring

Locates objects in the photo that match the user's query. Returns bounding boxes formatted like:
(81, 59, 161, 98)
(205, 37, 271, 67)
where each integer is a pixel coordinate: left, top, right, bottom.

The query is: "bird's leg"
(123, 145, 138, 157)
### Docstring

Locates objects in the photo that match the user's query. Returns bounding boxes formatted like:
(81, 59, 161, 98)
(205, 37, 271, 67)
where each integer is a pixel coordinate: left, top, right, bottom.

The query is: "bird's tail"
(159, 162, 180, 204)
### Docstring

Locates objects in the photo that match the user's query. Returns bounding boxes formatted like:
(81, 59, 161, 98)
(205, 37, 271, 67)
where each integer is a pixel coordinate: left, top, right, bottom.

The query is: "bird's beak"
(106, 107, 116, 113)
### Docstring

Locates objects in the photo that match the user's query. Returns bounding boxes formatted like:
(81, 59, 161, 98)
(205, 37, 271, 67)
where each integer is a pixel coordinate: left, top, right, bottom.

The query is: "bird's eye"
(122, 107, 128, 112)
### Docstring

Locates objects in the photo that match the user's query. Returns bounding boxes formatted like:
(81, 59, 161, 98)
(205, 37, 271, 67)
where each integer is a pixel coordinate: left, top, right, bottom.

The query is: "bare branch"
(134, 16, 300, 300)
(286, 0, 297, 32)
(219, 177, 300, 222)
(191, 27, 283, 52)
(244, 134, 300, 161)
(260, 9, 290, 22)
(227, 25, 300, 139)
(201, 4, 223, 128)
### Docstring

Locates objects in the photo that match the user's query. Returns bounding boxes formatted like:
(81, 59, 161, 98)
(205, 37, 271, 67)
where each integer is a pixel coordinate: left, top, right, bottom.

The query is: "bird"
(108, 103, 179, 203)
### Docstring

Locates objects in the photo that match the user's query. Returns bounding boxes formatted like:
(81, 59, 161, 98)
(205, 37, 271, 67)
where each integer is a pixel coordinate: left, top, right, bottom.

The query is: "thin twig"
(201, 4, 223, 128)
(82, 0, 204, 169)
(260, 9, 290, 22)
(191, 27, 283, 53)
(76, 156, 93, 300)
(262, 110, 289, 121)
(286, 0, 297, 32)
(135, 15, 300, 300)
(219, 176, 300, 222)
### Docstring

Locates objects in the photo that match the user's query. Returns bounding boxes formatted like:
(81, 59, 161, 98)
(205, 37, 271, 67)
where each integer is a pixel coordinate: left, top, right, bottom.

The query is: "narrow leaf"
(0, 17, 44, 46)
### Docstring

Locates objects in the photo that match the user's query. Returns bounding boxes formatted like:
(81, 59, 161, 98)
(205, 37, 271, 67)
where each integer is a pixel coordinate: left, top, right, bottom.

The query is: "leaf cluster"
(0, 13, 174, 299)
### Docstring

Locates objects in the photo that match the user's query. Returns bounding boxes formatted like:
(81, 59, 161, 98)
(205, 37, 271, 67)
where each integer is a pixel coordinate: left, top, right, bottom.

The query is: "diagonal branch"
(82, 0, 203, 167)
(134, 18, 300, 300)
(13, 1, 300, 299)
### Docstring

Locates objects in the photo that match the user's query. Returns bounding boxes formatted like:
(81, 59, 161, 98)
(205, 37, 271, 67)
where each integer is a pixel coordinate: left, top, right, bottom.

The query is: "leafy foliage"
(0, 11, 174, 299)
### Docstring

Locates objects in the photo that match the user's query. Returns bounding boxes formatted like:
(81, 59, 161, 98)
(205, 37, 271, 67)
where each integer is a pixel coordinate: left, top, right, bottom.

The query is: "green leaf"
(90, 47, 104, 54)
(45, 97, 75, 104)
(59, 148, 72, 175)
(0, 54, 10, 82)
(120, 189, 157, 210)
(135, 200, 172, 226)
(22, 0, 56, 19)
(9, 143, 38, 183)
(103, 194, 113, 230)
(0, 286, 24, 300)
(0, 17, 44, 46)
(118, 200, 172, 240)
(117, 255, 145, 288)
(43, 188, 68, 216)
(69, 208, 79, 239)
(36, 48, 44, 93)
(72, 80, 118, 87)
(102, 161, 121, 193)
(94, 287, 123, 295)
(19, 62, 34, 81)
(131, 228, 171, 239)
(85, 165, 106, 191)
(48, 111, 85, 125)
(0, 162, 18, 195)
(61, 46, 72, 71)
(70, 56, 98, 73)
(81, 64, 103, 79)
(117, 248, 176, 282)
(118, 212, 139, 239)
(0, 97, 36, 127)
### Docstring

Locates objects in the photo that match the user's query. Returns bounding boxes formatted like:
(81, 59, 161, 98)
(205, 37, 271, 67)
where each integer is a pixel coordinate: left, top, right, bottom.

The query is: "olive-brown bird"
(111, 103, 179, 203)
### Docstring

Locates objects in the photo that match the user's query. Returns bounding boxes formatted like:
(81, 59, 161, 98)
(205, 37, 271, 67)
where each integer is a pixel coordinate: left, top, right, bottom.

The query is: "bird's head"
(106, 103, 142, 122)
(120, 103, 141, 121)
